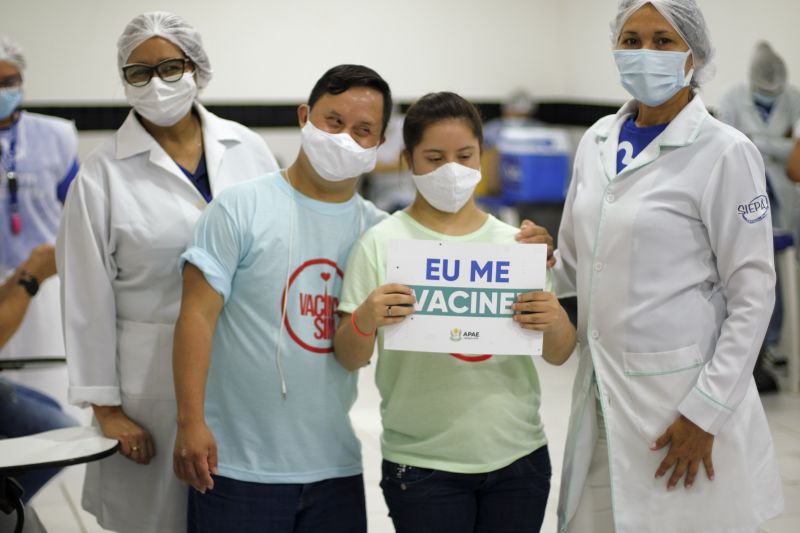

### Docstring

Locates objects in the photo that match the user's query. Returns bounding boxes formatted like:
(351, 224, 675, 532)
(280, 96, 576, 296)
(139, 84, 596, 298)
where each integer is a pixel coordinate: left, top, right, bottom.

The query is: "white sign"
(384, 240, 547, 356)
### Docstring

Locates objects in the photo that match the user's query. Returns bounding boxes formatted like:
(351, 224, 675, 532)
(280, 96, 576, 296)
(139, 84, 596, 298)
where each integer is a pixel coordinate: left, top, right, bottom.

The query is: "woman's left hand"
(652, 415, 715, 490)
(516, 219, 555, 267)
(512, 291, 567, 331)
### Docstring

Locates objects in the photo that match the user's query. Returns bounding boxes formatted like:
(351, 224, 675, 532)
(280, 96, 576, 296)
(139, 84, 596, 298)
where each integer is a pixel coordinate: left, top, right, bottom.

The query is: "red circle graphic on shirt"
(280, 258, 344, 354)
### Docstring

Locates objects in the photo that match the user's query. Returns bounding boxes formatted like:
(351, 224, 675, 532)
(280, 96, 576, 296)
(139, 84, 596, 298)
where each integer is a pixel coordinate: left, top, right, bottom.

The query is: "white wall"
(562, 0, 800, 107)
(0, 0, 565, 104)
(2, 0, 798, 109)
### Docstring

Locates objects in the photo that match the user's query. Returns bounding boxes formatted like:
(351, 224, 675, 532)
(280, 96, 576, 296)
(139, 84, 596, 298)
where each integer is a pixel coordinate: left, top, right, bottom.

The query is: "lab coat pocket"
(622, 345, 704, 442)
(117, 320, 176, 400)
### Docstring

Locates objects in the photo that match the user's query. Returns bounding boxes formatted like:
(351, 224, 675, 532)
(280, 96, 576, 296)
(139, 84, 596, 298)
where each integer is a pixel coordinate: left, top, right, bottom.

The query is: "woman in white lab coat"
(56, 12, 278, 532)
(553, 1, 783, 532)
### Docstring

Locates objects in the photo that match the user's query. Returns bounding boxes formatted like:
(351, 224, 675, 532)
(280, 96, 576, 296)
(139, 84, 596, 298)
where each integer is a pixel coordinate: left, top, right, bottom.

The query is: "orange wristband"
(351, 310, 375, 337)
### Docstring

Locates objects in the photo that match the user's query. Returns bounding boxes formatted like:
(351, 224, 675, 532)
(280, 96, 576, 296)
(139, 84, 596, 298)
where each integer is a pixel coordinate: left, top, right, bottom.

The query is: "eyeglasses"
(0, 75, 22, 89)
(121, 58, 194, 87)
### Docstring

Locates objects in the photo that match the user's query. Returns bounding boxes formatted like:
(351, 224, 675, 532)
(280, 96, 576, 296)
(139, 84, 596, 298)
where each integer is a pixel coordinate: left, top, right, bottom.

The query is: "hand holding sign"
(354, 283, 416, 334)
(512, 291, 569, 332)
(385, 240, 548, 355)
(515, 219, 555, 267)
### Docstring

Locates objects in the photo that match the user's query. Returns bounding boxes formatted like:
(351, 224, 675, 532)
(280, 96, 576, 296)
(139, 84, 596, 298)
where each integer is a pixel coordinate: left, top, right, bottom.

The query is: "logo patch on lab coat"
(737, 195, 769, 224)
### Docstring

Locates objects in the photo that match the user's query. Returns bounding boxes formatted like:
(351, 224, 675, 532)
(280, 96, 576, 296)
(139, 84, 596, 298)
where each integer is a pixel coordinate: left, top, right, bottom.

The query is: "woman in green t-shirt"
(334, 92, 576, 533)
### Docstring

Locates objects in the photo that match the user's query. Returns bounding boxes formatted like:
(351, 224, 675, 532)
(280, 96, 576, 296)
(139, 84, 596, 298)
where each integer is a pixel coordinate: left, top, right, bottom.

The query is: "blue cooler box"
(498, 127, 571, 203)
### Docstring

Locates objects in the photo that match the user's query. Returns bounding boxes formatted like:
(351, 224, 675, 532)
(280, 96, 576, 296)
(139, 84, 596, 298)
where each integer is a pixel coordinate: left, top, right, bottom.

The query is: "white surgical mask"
(412, 162, 481, 213)
(124, 75, 197, 127)
(613, 49, 693, 107)
(300, 118, 378, 181)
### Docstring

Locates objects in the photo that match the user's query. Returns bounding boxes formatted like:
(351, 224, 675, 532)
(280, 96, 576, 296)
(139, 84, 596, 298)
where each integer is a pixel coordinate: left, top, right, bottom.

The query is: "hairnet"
(750, 42, 786, 94)
(0, 37, 26, 72)
(610, 0, 715, 87)
(503, 88, 537, 116)
(117, 12, 212, 89)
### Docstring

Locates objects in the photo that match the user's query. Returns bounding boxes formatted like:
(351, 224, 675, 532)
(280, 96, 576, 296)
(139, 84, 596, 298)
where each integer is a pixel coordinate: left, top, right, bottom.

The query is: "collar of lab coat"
(595, 95, 709, 181)
(114, 103, 242, 198)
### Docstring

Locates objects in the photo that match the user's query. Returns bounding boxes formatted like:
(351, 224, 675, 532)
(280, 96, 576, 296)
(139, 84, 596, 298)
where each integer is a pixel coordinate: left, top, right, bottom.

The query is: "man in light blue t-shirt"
(173, 64, 391, 532)
(172, 65, 556, 532)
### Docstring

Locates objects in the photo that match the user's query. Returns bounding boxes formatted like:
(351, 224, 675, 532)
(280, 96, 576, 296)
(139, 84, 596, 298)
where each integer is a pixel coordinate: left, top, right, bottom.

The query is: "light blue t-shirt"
(0, 111, 79, 272)
(181, 171, 387, 484)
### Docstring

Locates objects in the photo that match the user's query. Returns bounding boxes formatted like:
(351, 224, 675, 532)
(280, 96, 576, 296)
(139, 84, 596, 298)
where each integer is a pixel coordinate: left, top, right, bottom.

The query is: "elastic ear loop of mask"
(275, 168, 295, 400)
(276, 152, 367, 401)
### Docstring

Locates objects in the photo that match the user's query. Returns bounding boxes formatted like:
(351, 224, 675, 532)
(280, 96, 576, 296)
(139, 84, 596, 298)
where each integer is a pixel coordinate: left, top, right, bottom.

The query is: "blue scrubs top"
(177, 154, 211, 203)
(753, 99, 774, 124)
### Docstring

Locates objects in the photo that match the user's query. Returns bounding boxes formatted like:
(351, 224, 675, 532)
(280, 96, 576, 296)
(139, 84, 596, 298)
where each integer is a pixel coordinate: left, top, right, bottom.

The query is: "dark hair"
(307, 64, 393, 136)
(403, 92, 483, 155)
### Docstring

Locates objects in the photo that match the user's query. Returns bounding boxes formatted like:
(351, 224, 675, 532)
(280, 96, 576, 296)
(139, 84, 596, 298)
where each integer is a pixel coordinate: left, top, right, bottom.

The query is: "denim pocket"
(519, 446, 552, 482)
(381, 460, 438, 490)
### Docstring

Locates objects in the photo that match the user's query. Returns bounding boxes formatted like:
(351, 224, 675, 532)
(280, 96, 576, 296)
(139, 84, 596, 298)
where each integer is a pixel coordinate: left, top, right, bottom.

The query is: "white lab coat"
(718, 84, 800, 240)
(553, 96, 783, 533)
(56, 104, 278, 533)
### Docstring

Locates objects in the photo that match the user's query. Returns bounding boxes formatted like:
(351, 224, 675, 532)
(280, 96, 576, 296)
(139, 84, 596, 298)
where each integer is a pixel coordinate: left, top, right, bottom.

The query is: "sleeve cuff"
(677, 385, 735, 435)
(180, 247, 232, 302)
(68, 385, 121, 408)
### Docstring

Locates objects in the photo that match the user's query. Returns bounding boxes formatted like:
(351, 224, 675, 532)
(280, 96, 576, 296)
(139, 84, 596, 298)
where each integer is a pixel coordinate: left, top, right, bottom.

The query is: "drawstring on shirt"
(275, 168, 297, 400)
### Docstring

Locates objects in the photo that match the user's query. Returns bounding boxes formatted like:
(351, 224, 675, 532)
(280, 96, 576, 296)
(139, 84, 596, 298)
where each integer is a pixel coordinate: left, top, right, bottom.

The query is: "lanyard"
(2, 125, 20, 235)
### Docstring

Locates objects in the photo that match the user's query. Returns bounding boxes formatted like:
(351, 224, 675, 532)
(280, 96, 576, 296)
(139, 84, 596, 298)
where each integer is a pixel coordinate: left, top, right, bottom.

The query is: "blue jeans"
(188, 473, 366, 533)
(381, 446, 551, 533)
(0, 377, 78, 503)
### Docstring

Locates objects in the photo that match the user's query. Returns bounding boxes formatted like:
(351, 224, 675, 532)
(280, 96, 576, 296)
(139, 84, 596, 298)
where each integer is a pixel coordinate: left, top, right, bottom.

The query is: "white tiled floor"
(26, 357, 800, 532)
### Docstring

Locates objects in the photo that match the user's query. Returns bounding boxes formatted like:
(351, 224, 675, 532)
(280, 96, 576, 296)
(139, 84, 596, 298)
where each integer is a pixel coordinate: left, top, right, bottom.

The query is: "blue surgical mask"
(0, 87, 22, 120)
(613, 49, 693, 107)
(752, 90, 779, 108)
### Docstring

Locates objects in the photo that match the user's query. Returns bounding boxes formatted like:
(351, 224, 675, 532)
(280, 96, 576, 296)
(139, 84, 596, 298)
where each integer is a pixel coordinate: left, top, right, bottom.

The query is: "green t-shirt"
(339, 210, 547, 474)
